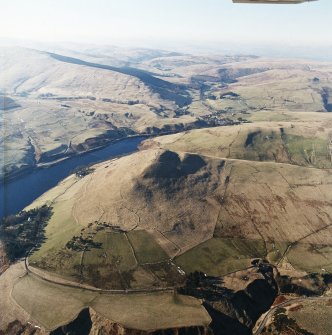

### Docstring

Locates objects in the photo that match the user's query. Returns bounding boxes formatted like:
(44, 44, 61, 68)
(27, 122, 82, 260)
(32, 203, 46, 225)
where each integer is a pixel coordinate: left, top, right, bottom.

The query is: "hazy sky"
(1, 0, 331, 49)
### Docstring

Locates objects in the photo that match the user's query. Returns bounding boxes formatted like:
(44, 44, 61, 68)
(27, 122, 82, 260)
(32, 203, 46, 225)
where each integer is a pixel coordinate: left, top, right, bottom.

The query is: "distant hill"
(2, 46, 332, 180)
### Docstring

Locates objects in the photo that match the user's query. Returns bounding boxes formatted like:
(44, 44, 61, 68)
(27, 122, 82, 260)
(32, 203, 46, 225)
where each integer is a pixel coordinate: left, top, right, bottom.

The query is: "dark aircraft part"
(232, 0, 317, 3)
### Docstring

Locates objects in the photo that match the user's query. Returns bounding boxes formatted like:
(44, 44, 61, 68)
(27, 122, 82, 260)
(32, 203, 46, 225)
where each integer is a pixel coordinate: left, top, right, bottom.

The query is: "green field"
(284, 134, 331, 168)
(288, 243, 332, 273)
(83, 231, 137, 271)
(266, 241, 289, 264)
(28, 195, 85, 281)
(80, 230, 181, 289)
(175, 238, 267, 276)
(80, 231, 137, 289)
(30, 216, 177, 289)
(127, 230, 169, 264)
(12, 275, 95, 330)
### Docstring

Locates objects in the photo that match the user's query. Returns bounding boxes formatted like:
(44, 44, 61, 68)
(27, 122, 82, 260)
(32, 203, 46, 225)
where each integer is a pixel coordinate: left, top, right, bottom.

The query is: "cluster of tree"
(0, 206, 52, 261)
(73, 166, 95, 178)
(66, 235, 102, 252)
(277, 272, 329, 297)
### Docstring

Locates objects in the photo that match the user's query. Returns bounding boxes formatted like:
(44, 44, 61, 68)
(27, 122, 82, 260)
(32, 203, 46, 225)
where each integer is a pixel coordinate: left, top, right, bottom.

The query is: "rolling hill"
(2, 46, 332, 181)
(1, 46, 332, 334)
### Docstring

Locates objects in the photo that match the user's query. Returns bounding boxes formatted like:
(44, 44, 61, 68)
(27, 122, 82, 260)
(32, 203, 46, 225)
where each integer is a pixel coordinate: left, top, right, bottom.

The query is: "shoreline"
(1, 133, 152, 186)
(1, 119, 243, 186)
(1, 130, 186, 186)
(0, 121, 243, 218)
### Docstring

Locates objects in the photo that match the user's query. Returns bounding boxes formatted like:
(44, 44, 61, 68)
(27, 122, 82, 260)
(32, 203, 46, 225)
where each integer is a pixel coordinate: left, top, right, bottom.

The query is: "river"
(0, 136, 144, 218)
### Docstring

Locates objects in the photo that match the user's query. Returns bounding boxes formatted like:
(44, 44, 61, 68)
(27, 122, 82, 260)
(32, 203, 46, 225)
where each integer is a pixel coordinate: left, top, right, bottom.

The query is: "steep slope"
(0, 47, 171, 104)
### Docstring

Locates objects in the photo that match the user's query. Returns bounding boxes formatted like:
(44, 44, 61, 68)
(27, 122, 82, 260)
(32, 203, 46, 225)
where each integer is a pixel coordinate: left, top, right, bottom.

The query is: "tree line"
(0, 206, 52, 261)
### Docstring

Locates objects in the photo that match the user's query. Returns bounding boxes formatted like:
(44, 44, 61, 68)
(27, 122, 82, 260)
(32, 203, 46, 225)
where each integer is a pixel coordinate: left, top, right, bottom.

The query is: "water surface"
(0, 137, 144, 217)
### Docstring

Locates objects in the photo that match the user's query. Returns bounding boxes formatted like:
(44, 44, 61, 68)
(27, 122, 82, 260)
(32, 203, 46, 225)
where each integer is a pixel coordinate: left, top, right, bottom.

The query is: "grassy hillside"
(3, 47, 332, 334)
(4, 106, 330, 334)
(260, 299, 332, 335)
(8, 266, 210, 332)
(146, 120, 332, 168)
(23, 113, 331, 289)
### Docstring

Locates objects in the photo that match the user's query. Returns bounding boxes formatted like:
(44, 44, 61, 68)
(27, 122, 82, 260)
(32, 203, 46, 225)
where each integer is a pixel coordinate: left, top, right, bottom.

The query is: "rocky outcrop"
(179, 261, 278, 335)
